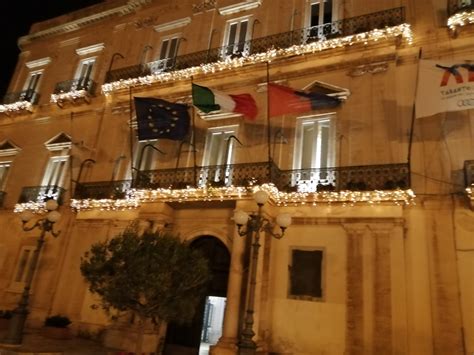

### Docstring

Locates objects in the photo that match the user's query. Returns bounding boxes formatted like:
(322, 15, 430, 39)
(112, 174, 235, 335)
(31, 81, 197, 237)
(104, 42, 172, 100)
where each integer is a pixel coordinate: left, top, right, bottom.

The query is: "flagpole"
(266, 61, 272, 181)
(191, 76, 198, 187)
(407, 48, 423, 187)
(129, 86, 135, 187)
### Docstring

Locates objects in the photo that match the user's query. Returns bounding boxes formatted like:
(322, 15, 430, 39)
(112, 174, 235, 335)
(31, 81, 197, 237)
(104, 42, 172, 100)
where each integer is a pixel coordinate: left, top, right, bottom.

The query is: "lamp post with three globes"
(233, 190, 291, 355)
(2, 199, 61, 345)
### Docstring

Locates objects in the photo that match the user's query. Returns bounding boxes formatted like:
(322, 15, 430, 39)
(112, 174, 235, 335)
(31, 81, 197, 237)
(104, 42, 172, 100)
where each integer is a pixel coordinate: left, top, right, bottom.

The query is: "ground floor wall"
(0, 197, 472, 354)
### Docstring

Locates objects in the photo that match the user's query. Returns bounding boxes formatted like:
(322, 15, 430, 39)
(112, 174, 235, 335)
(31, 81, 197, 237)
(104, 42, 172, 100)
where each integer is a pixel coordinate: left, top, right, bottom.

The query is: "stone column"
(211, 226, 246, 355)
(343, 224, 366, 355)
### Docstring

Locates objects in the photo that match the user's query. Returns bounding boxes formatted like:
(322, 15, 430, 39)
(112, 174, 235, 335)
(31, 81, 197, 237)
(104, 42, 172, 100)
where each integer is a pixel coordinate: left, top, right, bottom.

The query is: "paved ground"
(0, 328, 121, 355)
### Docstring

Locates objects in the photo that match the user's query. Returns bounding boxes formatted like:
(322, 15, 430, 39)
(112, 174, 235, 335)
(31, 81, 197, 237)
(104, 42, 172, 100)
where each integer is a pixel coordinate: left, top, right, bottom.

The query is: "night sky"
(0, 1, 104, 98)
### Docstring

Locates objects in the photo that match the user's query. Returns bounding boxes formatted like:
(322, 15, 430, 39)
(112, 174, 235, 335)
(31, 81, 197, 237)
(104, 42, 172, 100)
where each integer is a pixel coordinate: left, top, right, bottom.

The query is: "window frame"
(288, 247, 325, 302)
(41, 148, 70, 188)
(222, 15, 253, 58)
(74, 57, 96, 90)
(150, 34, 181, 73)
(0, 161, 12, 191)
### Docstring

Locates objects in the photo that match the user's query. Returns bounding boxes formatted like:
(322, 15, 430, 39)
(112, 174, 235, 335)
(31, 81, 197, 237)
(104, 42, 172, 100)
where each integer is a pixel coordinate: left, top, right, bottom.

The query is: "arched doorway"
(164, 236, 230, 355)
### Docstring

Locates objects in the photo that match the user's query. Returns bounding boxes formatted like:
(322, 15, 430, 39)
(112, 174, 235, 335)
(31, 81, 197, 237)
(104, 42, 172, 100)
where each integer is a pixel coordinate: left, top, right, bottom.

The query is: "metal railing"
(1, 89, 39, 105)
(133, 162, 409, 193)
(73, 180, 132, 200)
(105, 7, 405, 83)
(0, 191, 5, 207)
(53, 78, 97, 95)
(464, 160, 474, 187)
(448, 0, 474, 16)
(18, 185, 66, 205)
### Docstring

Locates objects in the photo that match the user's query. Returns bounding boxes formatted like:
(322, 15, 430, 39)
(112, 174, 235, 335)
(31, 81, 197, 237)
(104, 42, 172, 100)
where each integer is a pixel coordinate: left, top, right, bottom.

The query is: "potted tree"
(80, 222, 211, 354)
(42, 315, 72, 339)
(0, 310, 12, 330)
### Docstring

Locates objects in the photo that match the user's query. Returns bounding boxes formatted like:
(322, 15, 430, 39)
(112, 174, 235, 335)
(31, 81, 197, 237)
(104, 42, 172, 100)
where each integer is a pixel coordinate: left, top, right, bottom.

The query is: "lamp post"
(2, 200, 61, 345)
(233, 191, 291, 355)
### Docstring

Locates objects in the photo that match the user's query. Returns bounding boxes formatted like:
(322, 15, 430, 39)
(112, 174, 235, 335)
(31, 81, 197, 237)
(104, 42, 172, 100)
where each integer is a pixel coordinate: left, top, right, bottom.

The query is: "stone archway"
(163, 235, 230, 355)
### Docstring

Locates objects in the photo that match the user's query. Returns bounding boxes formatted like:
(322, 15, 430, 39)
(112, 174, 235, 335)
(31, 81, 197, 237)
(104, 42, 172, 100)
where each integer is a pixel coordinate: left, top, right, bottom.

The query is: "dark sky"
(0, 1, 104, 98)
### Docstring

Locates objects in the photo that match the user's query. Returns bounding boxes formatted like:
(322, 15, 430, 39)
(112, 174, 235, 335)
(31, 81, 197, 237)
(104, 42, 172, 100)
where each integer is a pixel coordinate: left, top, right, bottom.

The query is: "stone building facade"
(0, 0, 473, 354)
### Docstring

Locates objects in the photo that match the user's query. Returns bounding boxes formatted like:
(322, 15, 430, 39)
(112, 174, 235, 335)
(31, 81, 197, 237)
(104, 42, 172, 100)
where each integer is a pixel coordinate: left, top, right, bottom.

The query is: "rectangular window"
(224, 18, 250, 57)
(74, 58, 95, 90)
(22, 71, 42, 102)
(289, 249, 324, 300)
(0, 162, 11, 191)
(150, 36, 180, 73)
(293, 114, 335, 191)
(308, 0, 336, 39)
(41, 155, 69, 188)
(202, 125, 239, 186)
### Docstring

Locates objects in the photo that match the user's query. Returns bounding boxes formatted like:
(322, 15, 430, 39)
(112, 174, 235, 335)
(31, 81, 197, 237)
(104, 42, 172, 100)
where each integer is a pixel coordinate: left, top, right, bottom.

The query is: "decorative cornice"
(25, 57, 52, 69)
(154, 17, 191, 32)
(218, 0, 262, 16)
(76, 43, 105, 56)
(18, 0, 152, 46)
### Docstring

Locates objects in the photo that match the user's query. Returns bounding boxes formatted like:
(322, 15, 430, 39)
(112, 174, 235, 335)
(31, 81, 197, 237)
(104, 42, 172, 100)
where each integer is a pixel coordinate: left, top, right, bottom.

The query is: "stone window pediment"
(218, 0, 262, 16)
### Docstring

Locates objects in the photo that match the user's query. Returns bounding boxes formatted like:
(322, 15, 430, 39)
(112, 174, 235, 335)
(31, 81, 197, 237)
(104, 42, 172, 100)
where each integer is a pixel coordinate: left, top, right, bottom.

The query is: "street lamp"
(2, 200, 61, 345)
(233, 190, 291, 355)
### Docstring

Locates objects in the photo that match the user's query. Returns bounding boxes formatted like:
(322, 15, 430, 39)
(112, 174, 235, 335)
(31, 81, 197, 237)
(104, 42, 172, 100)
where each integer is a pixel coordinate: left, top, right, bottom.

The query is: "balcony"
(0, 89, 39, 115)
(73, 180, 132, 200)
(0, 191, 5, 207)
(447, 0, 474, 31)
(18, 185, 66, 205)
(133, 161, 410, 193)
(464, 160, 474, 209)
(105, 7, 407, 85)
(50, 78, 97, 107)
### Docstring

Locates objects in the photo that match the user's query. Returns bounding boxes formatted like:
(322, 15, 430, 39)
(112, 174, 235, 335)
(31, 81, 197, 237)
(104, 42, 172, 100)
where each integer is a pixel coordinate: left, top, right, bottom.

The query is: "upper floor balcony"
(70, 160, 412, 211)
(447, 0, 474, 31)
(50, 77, 97, 107)
(0, 89, 39, 115)
(17, 185, 66, 207)
(103, 7, 409, 93)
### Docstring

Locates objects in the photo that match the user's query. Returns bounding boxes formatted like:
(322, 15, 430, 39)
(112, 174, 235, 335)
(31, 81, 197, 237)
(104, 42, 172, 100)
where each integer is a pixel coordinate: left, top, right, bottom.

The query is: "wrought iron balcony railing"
(464, 160, 474, 187)
(105, 7, 405, 83)
(53, 78, 97, 95)
(18, 185, 66, 205)
(448, 0, 474, 16)
(132, 162, 409, 193)
(0, 191, 5, 207)
(1, 89, 39, 105)
(73, 180, 132, 200)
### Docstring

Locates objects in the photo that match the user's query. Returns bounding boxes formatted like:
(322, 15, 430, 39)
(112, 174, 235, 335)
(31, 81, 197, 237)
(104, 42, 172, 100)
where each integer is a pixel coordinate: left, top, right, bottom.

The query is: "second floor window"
(224, 17, 251, 57)
(41, 154, 69, 188)
(293, 115, 335, 191)
(0, 162, 11, 191)
(150, 36, 181, 73)
(74, 58, 95, 90)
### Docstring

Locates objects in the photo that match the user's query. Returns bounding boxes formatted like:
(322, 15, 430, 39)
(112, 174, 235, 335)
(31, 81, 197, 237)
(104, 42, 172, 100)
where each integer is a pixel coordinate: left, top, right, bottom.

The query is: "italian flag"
(192, 83, 258, 120)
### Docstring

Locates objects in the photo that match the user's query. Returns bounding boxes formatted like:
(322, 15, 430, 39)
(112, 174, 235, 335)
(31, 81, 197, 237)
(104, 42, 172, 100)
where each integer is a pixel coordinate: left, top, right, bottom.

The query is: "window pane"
(311, 3, 320, 27)
(290, 249, 323, 298)
(301, 124, 314, 169)
(169, 38, 179, 58)
(319, 124, 330, 168)
(323, 0, 333, 24)
(0, 164, 10, 189)
(160, 40, 169, 59)
(227, 23, 237, 46)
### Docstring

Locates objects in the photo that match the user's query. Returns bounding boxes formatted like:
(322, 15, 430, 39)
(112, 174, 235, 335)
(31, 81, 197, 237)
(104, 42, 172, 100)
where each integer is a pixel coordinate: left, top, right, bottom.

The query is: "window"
(223, 17, 251, 57)
(0, 162, 11, 191)
(202, 125, 239, 185)
(0, 140, 21, 205)
(21, 71, 42, 102)
(293, 114, 335, 191)
(289, 249, 324, 300)
(307, 0, 337, 39)
(41, 154, 69, 188)
(152, 36, 180, 73)
(10, 245, 37, 292)
(74, 58, 96, 90)
(134, 139, 160, 171)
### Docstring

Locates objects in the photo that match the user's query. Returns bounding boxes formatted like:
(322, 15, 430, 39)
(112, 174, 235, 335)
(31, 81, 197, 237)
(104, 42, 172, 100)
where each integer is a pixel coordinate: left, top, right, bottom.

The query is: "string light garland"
(448, 10, 474, 30)
(50, 89, 89, 104)
(466, 186, 473, 198)
(0, 101, 33, 114)
(38, 185, 417, 212)
(102, 24, 413, 94)
(14, 201, 51, 214)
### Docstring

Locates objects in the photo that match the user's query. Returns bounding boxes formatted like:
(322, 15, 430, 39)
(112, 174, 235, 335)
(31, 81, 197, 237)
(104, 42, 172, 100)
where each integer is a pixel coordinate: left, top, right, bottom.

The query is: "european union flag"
(134, 97, 190, 140)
